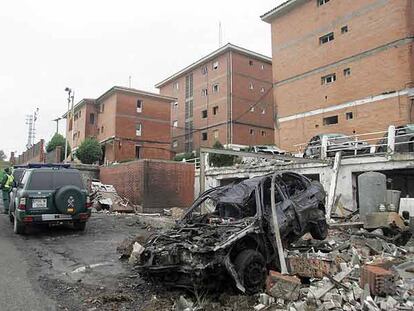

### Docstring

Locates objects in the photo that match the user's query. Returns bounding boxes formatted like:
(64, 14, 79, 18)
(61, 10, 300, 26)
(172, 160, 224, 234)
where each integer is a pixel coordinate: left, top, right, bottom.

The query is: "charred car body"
(138, 172, 328, 294)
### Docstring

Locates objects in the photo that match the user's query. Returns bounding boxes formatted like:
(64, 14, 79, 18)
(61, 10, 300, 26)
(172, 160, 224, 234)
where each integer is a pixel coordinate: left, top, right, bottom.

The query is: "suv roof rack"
(15, 163, 71, 169)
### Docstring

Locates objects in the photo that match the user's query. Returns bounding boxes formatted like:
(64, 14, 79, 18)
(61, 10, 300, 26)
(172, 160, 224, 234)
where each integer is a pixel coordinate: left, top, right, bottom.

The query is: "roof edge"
(96, 86, 177, 103)
(261, 0, 306, 23)
(155, 43, 272, 88)
(62, 98, 95, 118)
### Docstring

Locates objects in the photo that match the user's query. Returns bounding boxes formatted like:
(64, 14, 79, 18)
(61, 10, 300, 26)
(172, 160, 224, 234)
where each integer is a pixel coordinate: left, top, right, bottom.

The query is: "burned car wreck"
(137, 172, 328, 294)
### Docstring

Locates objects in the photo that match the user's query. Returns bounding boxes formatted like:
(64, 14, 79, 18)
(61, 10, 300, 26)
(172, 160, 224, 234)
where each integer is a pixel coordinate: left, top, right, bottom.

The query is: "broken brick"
(266, 270, 301, 301)
(360, 265, 396, 297)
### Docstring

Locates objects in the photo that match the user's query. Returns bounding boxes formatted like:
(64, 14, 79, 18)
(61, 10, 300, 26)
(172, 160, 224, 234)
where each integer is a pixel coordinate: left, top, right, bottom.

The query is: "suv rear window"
(27, 170, 85, 190)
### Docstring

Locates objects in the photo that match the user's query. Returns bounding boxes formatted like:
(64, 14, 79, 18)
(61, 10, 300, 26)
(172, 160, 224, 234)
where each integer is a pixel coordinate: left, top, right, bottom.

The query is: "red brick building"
(262, 0, 414, 151)
(65, 86, 176, 163)
(156, 43, 275, 154)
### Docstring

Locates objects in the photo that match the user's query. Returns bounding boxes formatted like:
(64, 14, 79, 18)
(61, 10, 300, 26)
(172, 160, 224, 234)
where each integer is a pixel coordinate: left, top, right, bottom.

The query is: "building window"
(250, 129, 255, 135)
(261, 131, 266, 137)
(100, 104, 105, 113)
(201, 66, 208, 75)
(261, 64, 265, 70)
(343, 68, 351, 76)
(249, 82, 254, 90)
(261, 108, 266, 114)
(317, 0, 330, 6)
(212, 60, 219, 70)
(202, 88, 208, 96)
(341, 25, 348, 34)
(260, 87, 265, 93)
(101, 126, 104, 133)
(249, 60, 254, 66)
(321, 73, 336, 85)
(202, 132, 208, 141)
(173, 120, 178, 127)
(136, 100, 143, 113)
(172, 140, 178, 148)
(250, 107, 255, 112)
(319, 32, 334, 44)
(173, 102, 178, 109)
(173, 82, 179, 90)
(97, 127, 100, 134)
(135, 145, 141, 159)
(213, 130, 219, 139)
(202, 110, 208, 118)
(136, 123, 142, 136)
(89, 113, 95, 124)
(346, 112, 354, 120)
(323, 115, 338, 125)
(213, 106, 219, 115)
(212, 84, 219, 93)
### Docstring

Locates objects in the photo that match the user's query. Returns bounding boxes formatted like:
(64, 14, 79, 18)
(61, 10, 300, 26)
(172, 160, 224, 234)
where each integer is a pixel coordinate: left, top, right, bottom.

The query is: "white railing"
(294, 125, 414, 159)
(183, 157, 200, 169)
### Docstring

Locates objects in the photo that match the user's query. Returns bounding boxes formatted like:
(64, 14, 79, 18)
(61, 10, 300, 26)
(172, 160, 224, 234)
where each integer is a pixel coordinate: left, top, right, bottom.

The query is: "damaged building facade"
(261, 0, 414, 152)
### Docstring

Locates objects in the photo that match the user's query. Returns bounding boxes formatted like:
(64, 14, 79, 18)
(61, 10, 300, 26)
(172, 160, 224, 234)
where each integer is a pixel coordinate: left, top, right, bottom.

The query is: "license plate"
(42, 214, 72, 221)
(32, 198, 47, 208)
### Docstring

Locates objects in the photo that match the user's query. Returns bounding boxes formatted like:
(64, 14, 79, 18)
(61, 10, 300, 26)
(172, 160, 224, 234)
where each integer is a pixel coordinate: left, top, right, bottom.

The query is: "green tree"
(75, 138, 102, 164)
(208, 141, 236, 167)
(46, 133, 70, 162)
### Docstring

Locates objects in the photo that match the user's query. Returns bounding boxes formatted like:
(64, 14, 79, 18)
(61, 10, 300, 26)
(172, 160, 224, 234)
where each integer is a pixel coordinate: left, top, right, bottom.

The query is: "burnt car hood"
(143, 217, 257, 254)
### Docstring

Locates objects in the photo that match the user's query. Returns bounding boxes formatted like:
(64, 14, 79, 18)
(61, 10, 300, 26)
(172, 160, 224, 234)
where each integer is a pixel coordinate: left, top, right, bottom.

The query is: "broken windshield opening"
(185, 192, 257, 224)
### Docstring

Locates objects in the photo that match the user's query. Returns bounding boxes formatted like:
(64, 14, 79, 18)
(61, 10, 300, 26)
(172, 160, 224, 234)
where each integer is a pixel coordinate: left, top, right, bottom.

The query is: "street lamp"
(64, 87, 75, 162)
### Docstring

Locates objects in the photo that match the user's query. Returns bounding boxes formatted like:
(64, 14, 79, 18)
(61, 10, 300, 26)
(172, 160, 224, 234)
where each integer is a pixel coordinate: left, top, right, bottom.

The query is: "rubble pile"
(90, 181, 142, 213)
(256, 228, 414, 311)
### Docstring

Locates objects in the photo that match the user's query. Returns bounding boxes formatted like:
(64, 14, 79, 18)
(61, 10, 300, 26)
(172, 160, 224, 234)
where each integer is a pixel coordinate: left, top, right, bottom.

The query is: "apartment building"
(156, 43, 275, 154)
(65, 86, 176, 163)
(262, 0, 414, 151)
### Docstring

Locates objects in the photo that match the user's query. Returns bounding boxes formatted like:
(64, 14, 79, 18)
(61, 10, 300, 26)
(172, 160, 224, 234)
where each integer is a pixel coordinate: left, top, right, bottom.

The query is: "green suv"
(10, 164, 91, 234)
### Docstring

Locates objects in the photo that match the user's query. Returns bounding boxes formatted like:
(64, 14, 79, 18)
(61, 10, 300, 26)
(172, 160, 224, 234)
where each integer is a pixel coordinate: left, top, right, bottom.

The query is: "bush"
(46, 133, 70, 162)
(209, 141, 236, 167)
(174, 152, 196, 162)
(75, 138, 102, 164)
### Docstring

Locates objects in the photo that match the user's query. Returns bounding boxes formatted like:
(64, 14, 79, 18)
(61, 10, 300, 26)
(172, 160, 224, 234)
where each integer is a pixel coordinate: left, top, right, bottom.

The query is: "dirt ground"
(1, 212, 255, 311)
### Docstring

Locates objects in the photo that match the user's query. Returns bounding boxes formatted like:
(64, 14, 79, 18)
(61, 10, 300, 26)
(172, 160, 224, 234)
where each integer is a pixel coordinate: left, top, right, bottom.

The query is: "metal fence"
(294, 125, 414, 159)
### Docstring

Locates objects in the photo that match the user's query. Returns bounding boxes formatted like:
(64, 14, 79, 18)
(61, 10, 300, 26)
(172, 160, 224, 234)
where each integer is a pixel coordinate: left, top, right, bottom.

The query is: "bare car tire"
(234, 249, 267, 294)
(73, 222, 86, 231)
(310, 210, 328, 240)
(13, 216, 25, 234)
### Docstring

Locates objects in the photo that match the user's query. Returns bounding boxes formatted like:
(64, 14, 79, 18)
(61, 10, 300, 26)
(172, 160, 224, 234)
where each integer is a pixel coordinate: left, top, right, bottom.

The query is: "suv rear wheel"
(234, 249, 267, 294)
(73, 222, 86, 231)
(13, 216, 25, 234)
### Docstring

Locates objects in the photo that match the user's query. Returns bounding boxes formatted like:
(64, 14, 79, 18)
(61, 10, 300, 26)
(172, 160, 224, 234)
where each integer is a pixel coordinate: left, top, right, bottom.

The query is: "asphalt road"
(0, 200, 152, 311)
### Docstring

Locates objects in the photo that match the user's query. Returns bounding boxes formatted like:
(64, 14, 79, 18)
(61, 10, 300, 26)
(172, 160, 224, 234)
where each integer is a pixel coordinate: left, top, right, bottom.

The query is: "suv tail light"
(85, 196, 92, 209)
(18, 198, 26, 211)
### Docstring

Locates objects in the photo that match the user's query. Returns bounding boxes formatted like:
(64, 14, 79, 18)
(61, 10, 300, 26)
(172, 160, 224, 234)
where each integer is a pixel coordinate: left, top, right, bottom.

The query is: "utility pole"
(64, 87, 74, 162)
(53, 117, 61, 134)
(219, 21, 223, 47)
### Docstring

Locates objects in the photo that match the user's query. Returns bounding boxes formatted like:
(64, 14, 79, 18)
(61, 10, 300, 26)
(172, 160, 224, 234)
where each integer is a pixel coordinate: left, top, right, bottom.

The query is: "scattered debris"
(90, 181, 141, 213)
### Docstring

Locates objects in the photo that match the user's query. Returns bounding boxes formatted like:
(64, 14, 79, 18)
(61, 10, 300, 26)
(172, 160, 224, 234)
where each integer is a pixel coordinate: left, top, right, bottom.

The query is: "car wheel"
(13, 216, 25, 234)
(73, 221, 86, 231)
(310, 210, 328, 240)
(234, 249, 267, 294)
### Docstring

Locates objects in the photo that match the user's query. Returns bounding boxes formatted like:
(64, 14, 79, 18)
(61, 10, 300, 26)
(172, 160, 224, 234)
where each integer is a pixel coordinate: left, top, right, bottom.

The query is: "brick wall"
(266, 0, 414, 150)
(100, 159, 195, 212)
(15, 140, 45, 165)
(159, 47, 274, 153)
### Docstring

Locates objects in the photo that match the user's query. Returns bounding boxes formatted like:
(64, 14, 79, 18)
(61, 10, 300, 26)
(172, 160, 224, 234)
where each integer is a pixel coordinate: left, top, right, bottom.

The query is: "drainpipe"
(270, 173, 288, 274)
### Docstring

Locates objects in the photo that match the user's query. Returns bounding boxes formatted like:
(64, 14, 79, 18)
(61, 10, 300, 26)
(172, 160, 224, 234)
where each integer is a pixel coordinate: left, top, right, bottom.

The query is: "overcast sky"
(0, 0, 282, 157)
